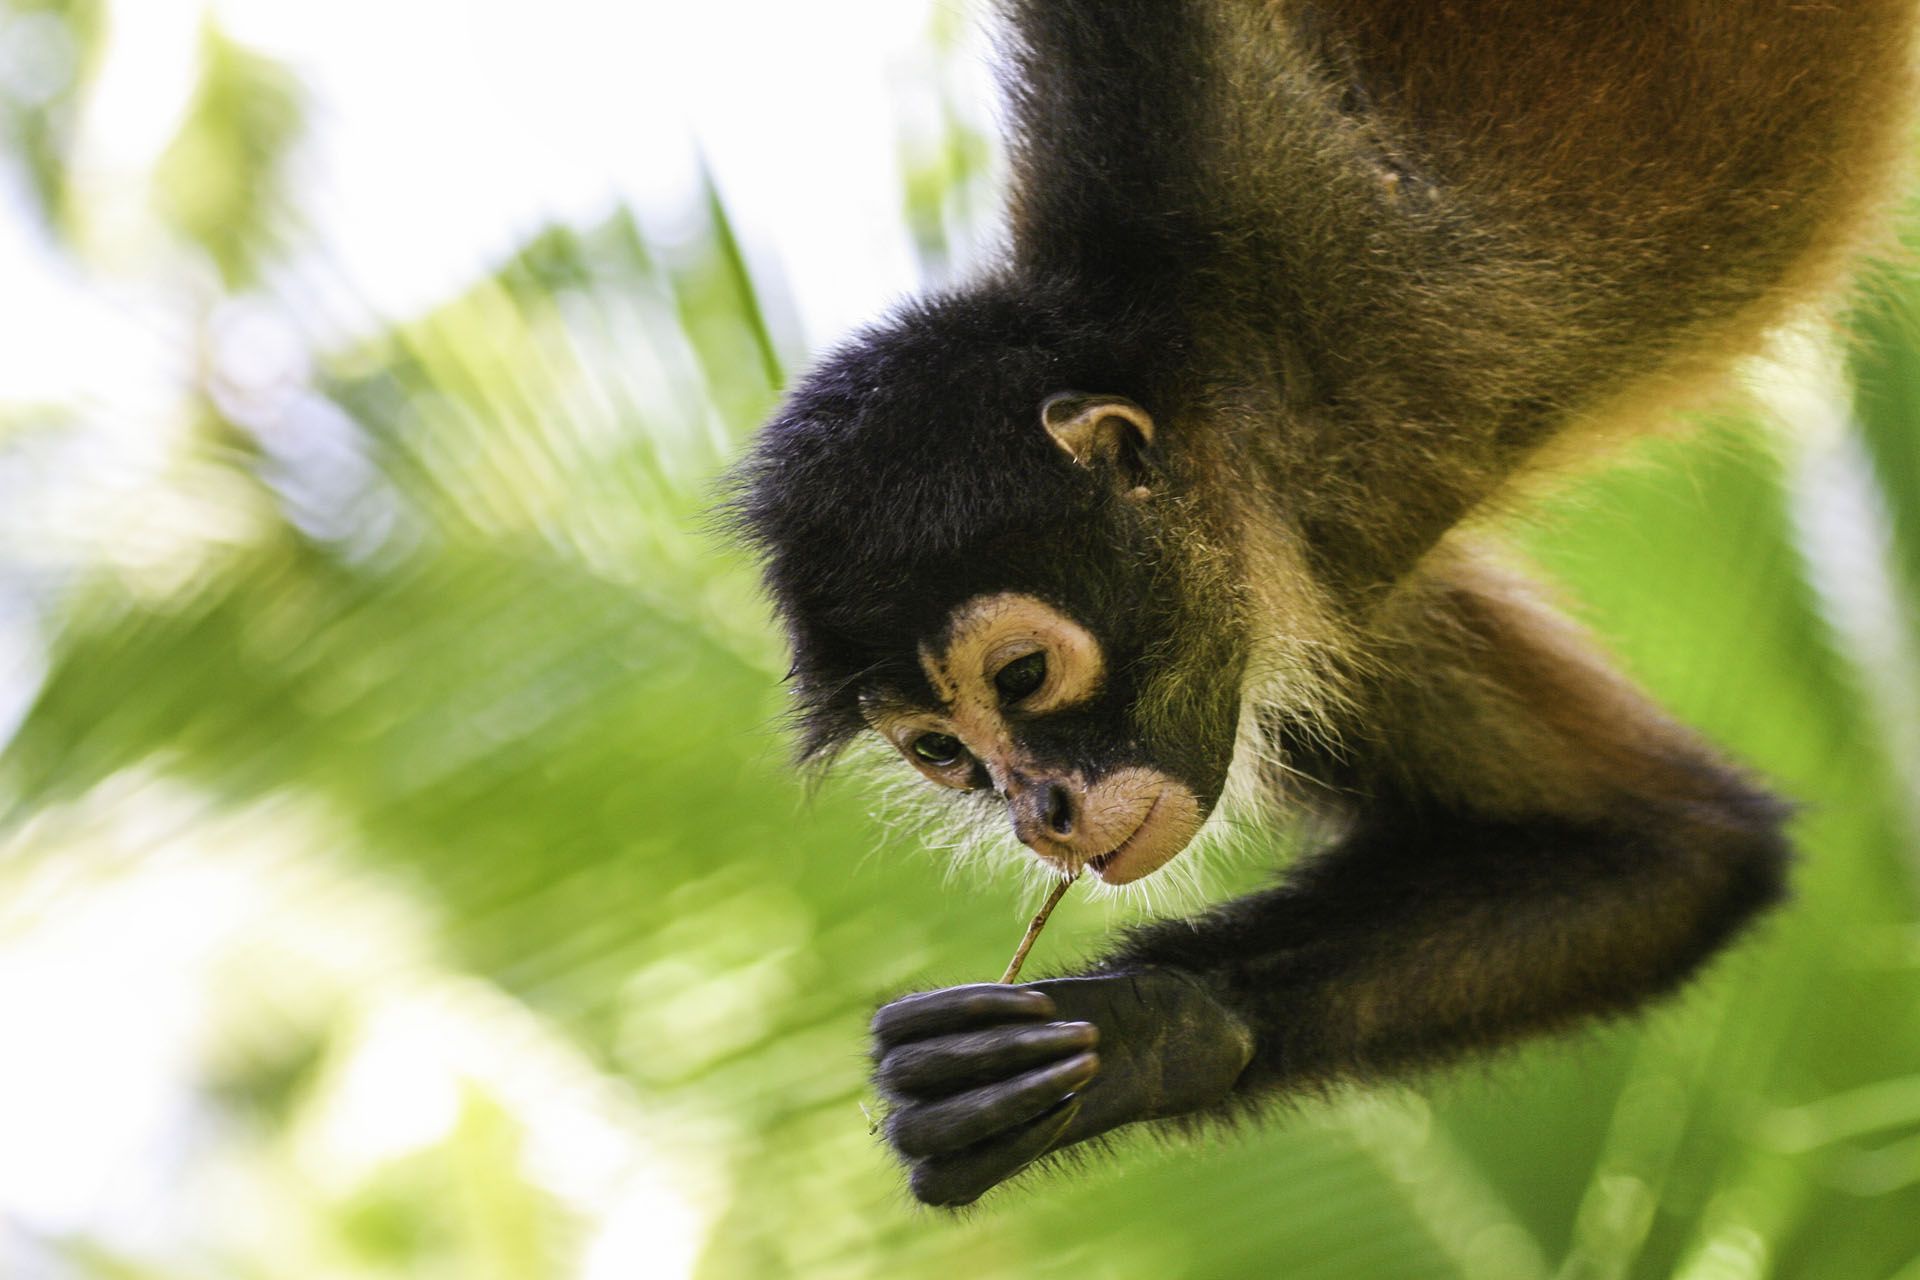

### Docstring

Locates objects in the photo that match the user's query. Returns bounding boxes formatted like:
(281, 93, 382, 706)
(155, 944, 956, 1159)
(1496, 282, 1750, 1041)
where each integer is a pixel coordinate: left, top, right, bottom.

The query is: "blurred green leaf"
(0, 0, 105, 238)
(153, 19, 305, 289)
(4, 19, 1920, 1279)
(1849, 266, 1920, 610)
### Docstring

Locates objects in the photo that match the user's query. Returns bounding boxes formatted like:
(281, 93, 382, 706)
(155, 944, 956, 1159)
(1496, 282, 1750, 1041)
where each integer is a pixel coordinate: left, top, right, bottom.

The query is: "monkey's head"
(730, 288, 1248, 883)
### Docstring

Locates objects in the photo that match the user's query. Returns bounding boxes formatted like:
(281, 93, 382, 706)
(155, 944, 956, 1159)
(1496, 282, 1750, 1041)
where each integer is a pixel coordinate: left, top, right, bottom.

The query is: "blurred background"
(1, 1, 1918, 1276)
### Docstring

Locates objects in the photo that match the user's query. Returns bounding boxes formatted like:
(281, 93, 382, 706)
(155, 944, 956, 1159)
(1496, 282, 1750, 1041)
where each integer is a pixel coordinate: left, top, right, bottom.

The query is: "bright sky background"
(0, 0, 998, 404)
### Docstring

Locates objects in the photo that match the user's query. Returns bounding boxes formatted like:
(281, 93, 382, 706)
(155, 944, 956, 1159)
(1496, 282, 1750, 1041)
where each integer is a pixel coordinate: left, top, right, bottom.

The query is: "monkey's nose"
(1045, 783, 1075, 837)
(1009, 779, 1079, 849)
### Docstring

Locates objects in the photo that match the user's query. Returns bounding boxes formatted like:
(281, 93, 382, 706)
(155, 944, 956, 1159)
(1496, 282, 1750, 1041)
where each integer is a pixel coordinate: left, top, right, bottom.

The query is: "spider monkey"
(729, 0, 1918, 1206)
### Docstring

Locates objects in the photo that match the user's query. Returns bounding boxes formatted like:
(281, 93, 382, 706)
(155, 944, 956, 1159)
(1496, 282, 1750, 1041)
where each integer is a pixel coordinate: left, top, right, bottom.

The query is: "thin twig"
(998, 874, 1076, 984)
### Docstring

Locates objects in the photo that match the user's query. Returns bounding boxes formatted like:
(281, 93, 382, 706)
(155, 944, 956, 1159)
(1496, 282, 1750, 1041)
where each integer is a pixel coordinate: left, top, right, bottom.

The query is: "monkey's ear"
(1041, 393, 1157, 497)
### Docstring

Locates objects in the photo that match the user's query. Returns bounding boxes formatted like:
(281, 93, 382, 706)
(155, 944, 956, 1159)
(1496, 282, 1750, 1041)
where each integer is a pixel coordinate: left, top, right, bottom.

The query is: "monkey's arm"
(872, 551, 1789, 1205)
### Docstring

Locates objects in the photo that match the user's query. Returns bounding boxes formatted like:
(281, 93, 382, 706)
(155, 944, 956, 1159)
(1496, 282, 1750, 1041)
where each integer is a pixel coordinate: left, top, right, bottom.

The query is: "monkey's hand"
(870, 971, 1254, 1206)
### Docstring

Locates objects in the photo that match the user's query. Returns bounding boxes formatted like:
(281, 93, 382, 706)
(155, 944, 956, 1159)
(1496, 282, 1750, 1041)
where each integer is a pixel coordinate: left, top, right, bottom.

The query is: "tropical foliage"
(1, 6, 1917, 1276)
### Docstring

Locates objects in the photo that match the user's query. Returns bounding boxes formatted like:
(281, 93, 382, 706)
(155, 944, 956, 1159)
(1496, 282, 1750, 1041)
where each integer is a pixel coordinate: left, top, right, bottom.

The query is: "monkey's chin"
(1086, 783, 1204, 884)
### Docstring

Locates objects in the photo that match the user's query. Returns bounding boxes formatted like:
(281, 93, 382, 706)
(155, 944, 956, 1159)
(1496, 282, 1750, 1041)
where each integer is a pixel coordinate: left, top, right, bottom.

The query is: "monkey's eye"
(910, 732, 964, 766)
(994, 652, 1047, 703)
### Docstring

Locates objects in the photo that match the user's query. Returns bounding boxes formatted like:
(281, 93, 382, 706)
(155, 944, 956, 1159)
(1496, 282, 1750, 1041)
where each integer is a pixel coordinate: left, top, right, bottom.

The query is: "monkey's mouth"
(1087, 793, 1158, 879)
(1086, 787, 1199, 884)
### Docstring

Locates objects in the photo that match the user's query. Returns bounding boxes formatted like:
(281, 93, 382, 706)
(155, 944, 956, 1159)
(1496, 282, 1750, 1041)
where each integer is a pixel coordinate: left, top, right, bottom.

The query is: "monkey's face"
(859, 592, 1212, 884)
(731, 298, 1250, 879)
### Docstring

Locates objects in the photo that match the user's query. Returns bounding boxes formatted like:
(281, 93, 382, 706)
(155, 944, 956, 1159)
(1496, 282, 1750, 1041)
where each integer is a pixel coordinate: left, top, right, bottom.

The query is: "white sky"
(0, 0, 999, 404)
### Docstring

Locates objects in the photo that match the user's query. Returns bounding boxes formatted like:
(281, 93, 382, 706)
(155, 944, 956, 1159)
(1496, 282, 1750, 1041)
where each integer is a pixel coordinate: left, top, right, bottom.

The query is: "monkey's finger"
(909, 1096, 1082, 1207)
(871, 984, 1056, 1050)
(878, 1021, 1098, 1098)
(887, 1051, 1098, 1158)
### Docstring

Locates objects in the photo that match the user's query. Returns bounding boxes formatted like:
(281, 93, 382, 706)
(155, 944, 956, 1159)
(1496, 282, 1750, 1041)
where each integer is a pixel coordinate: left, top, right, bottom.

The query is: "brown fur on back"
(1189, 2, 1918, 582)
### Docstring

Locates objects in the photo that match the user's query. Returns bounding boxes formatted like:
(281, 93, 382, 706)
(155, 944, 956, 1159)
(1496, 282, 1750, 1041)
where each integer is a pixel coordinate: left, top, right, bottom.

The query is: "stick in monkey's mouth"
(998, 874, 1076, 984)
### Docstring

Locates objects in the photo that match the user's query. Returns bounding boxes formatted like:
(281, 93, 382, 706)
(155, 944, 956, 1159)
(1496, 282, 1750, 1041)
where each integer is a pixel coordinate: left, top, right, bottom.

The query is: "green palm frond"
(2, 15, 1918, 1279)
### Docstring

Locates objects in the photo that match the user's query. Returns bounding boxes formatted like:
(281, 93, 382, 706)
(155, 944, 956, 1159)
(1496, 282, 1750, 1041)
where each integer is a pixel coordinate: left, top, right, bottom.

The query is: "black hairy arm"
(872, 553, 1790, 1206)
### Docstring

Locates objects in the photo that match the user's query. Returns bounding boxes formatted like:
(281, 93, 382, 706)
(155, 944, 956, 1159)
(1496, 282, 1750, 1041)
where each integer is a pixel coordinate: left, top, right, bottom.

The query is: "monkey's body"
(732, 0, 1918, 1205)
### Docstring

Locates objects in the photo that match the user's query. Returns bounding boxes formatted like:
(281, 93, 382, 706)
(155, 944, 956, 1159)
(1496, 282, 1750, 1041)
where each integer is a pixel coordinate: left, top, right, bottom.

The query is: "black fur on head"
(725, 278, 1247, 796)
